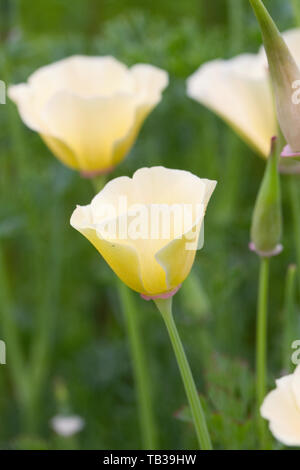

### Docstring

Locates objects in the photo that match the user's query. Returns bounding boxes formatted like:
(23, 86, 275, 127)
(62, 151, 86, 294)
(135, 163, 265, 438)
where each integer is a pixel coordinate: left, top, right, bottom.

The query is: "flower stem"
(288, 175, 300, 297)
(29, 200, 63, 431)
(256, 256, 269, 449)
(0, 244, 29, 421)
(91, 174, 158, 449)
(291, 0, 300, 27)
(282, 264, 297, 373)
(118, 283, 157, 449)
(155, 297, 212, 450)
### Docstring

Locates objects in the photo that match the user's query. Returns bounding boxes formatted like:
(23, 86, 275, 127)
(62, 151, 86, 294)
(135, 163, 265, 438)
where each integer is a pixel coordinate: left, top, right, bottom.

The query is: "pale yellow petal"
(291, 364, 300, 411)
(187, 55, 277, 157)
(8, 83, 42, 132)
(130, 64, 169, 108)
(42, 91, 137, 171)
(70, 205, 145, 293)
(111, 65, 169, 167)
(40, 134, 79, 170)
(261, 375, 300, 446)
(28, 55, 134, 109)
(155, 179, 216, 289)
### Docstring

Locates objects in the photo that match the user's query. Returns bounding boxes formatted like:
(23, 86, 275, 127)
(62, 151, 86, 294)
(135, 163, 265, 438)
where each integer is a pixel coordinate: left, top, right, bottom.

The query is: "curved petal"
(8, 56, 136, 136)
(292, 364, 300, 411)
(42, 91, 137, 171)
(28, 55, 134, 107)
(130, 64, 169, 108)
(155, 179, 216, 289)
(8, 83, 43, 132)
(261, 375, 300, 446)
(40, 134, 79, 170)
(111, 66, 169, 167)
(70, 205, 145, 293)
(88, 167, 216, 295)
(187, 55, 277, 157)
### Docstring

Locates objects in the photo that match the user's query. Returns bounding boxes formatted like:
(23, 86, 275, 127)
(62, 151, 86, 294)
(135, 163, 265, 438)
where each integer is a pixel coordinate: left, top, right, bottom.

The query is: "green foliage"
(175, 353, 257, 450)
(0, 0, 298, 450)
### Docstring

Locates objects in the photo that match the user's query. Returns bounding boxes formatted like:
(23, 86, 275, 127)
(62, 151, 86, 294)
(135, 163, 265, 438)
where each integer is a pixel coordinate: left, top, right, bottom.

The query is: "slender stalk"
(215, 0, 245, 225)
(119, 282, 157, 449)
(228, 0, 244, 54)
(28, 200, 63, 431)
(90, 177, 158, 448)
(0, 244, 29, 416)
(282, 264, 297, 373)
(291, 0, 300, 27)
(155, 297, 212, 450)
(256, 256, 269, 449)
(288, 176, 300, 297)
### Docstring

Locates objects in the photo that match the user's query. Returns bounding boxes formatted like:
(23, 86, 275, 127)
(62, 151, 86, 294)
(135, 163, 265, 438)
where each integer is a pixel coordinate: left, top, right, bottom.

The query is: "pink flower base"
(281, 145, 300, 158)
(140, 284, 182, 301)
(80, 166, 115, 179)
(249, 242, 283, 258)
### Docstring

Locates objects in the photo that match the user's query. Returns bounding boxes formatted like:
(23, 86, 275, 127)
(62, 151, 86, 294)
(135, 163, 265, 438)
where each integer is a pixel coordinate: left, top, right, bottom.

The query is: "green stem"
(215, 0, 245, 225)
(288, 176, 300, 297)
(282, 264, 297, 373)
(291, 0, 300, 27)
(228, 0, 244, 54)
(256, 256, 269, 449)
(155, 297, 212, 450)
(119, 283, 157, 449)
(29, 201, 63, 432)
(0, 244, 29, 418)
(91, 177, 157, 448)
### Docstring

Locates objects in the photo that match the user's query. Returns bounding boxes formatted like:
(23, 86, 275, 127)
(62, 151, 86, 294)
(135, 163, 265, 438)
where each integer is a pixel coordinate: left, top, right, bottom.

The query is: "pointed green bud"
(250, 137, 282, 257)
(250, 0, 300, 156)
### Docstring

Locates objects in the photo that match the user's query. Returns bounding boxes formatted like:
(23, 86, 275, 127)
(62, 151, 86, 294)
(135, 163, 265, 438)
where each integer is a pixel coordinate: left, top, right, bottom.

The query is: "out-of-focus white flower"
(261, 365, 300, 446)
(186, 54, 276, 157)
(50, 414, 85, 437)
(8, 55, 168, 176)
(187, 26, 300, 160)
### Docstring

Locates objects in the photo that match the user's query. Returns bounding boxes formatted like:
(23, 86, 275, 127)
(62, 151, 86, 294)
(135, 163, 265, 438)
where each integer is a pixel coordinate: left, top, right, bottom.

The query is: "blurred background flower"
(261, 365, 300, 446)
(8, 56, 168, 175)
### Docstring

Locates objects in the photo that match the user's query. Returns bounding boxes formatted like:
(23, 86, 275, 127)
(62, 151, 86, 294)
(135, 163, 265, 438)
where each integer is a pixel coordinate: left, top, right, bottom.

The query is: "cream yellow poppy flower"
(70, 166, 216, 298)
(261, 365, 300, 446)
(186, 53, 276, 157)
(186, 28, 300, 159)
(8, 55, 168, 176)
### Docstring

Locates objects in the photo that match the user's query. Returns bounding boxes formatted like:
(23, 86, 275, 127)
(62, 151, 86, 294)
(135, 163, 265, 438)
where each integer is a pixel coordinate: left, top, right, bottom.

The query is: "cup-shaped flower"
(70, 167, 216, 298)
(186, 54, 276, 157)
(8, 56, 168, 176)
(250, 0, 300, 157)
(261, 365, 300, 446)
